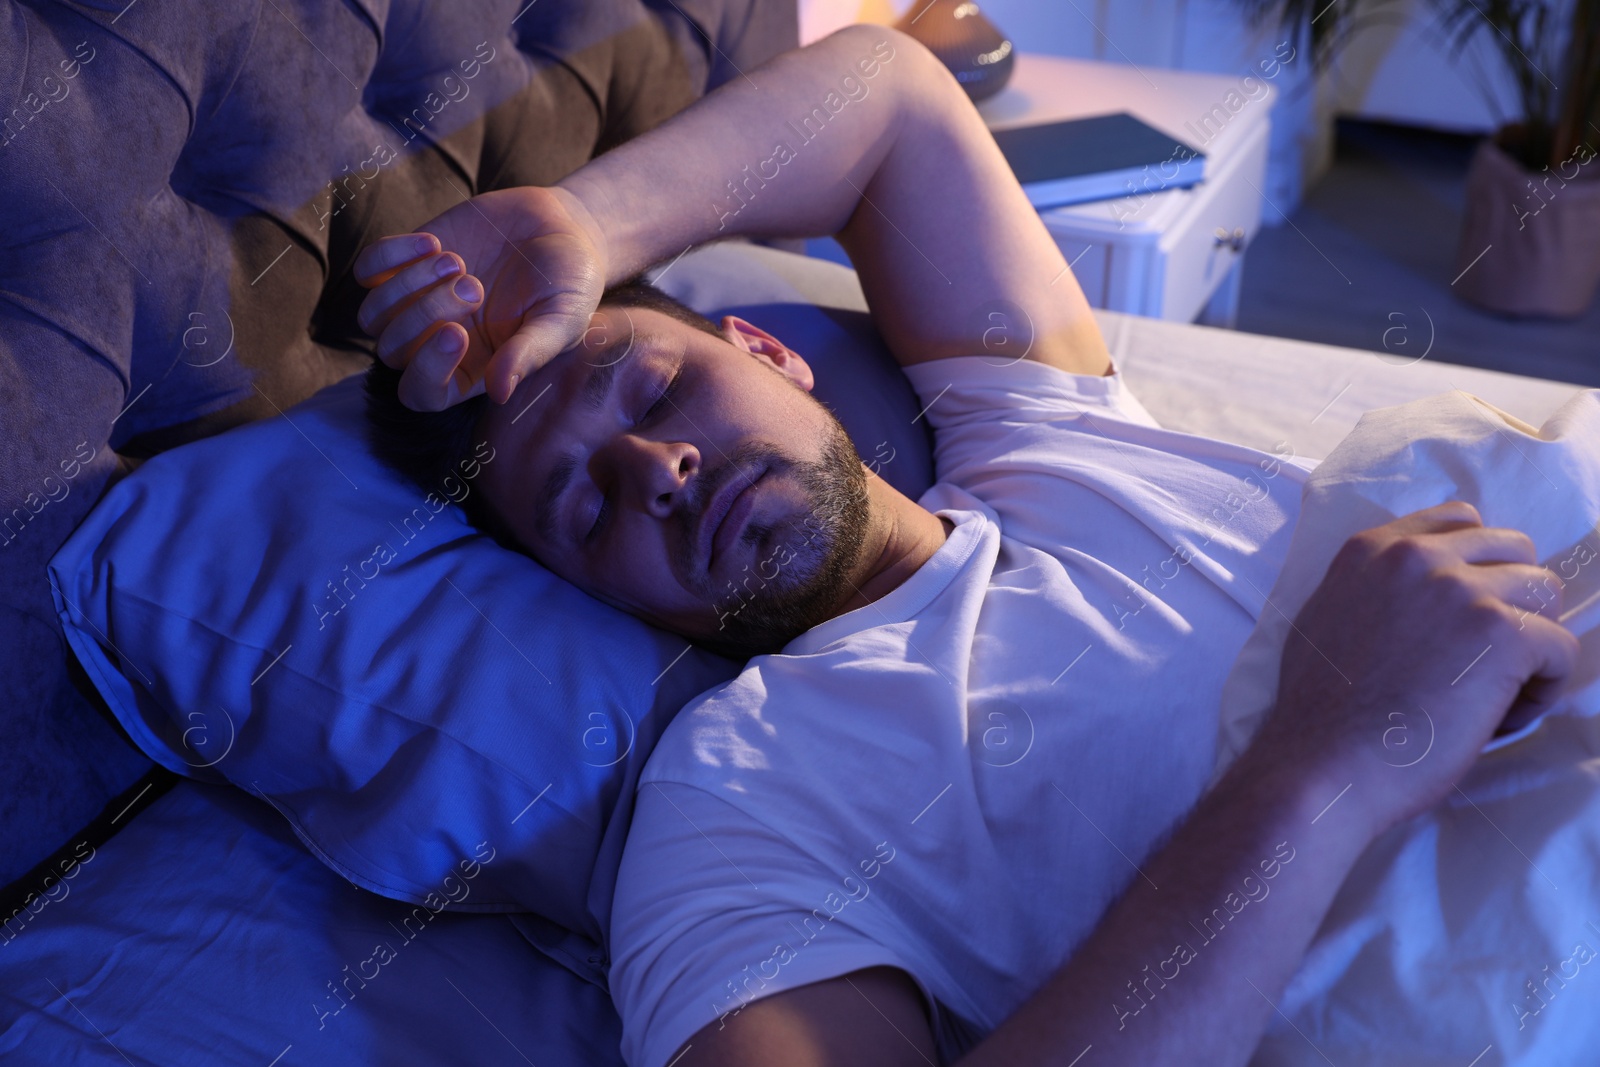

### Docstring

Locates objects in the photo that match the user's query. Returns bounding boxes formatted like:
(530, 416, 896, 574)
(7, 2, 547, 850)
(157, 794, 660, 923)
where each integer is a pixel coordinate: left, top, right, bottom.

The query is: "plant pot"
(1452, 131, 1600, 317)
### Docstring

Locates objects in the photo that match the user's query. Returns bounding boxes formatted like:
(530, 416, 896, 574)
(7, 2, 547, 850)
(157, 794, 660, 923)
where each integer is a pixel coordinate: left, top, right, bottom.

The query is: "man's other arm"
(557, 25, 1110, 377)
(677, 753, 1360, 1067)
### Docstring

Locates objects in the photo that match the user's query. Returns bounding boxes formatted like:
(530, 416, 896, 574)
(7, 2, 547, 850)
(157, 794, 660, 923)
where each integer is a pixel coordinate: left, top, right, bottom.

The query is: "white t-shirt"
(608, 354, 1317, 1066)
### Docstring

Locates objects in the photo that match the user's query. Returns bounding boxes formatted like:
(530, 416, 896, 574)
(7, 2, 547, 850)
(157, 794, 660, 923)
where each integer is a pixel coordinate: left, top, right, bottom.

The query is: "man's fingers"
(399, 322, 486, 411)
(1498, 611, 1581, 732)
(1432, 524, 1540, 566)
(354, 233, 441, 287)
(1469, 563, 1564, 616)
(358, 252, 464, 336)
(485, 297, 599, 405)
(1369, 503, 1536, 569)
(416, 321, 495, 404)
(1390, 500, 1483, 534)
(376, 274, 485, 368)
(1517, 599, 1581, 675)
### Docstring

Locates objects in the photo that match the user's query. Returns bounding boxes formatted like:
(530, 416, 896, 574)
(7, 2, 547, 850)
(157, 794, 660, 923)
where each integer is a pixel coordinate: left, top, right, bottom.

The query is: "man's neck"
(830, 471, 951, 616)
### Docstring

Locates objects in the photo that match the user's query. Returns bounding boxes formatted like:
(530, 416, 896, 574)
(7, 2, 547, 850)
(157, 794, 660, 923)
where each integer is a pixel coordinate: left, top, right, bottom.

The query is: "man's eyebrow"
(579, 352, 626, 411)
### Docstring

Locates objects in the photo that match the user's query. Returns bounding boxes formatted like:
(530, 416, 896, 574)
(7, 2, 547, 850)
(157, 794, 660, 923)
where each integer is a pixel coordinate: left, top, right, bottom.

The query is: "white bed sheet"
(1213, 387, 1600, 1067)
(1101, 308, 1587, 464)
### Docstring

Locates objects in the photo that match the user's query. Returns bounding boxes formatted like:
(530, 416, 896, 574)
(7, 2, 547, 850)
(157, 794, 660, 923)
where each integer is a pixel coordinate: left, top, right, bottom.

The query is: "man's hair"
(362, 280, 722, 538)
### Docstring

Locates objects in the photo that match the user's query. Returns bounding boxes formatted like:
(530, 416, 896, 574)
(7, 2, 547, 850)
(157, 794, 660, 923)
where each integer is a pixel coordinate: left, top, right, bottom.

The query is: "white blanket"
(1211, 388, 1600, 1065)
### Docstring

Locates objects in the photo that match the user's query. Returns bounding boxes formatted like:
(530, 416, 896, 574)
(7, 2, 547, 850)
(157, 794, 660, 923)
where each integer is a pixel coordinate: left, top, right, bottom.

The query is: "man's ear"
(720, 315, 815, 391)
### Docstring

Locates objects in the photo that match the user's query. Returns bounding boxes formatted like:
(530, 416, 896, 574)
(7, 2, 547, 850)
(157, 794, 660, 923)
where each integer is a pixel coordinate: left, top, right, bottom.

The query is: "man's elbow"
(811, 23, 948, 99)
(799, 24, 968, 154)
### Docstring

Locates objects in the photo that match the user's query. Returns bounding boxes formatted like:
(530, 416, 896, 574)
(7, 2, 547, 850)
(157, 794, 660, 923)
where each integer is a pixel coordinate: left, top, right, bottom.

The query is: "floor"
(1236, 119, 1600, 387)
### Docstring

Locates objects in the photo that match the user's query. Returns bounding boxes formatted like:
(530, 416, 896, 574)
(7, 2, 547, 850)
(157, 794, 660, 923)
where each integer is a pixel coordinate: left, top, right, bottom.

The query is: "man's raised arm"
(558, 23, 1108, 378)
(354, 25, 1107, 410)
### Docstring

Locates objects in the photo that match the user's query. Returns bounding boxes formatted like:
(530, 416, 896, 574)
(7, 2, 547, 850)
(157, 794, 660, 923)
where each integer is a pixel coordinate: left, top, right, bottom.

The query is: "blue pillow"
(46, 371, 742, 961)
(45, 243, 934, 980)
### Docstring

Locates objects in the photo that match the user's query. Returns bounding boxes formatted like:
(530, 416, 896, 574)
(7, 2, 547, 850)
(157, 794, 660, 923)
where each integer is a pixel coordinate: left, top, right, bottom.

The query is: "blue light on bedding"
(45, 370, 743, 983)
(0, 781, 623, 1065)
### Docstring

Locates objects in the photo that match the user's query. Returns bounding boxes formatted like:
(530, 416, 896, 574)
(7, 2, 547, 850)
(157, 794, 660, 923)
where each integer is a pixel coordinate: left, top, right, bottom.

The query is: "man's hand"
(353, 186, 609, 411)
(1253, 500, 1580, 840)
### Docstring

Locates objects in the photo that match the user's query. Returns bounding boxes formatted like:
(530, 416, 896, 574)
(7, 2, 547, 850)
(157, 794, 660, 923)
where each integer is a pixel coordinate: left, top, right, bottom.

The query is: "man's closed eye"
(640, 366, 684, 427)
(585, 366, 686, 542)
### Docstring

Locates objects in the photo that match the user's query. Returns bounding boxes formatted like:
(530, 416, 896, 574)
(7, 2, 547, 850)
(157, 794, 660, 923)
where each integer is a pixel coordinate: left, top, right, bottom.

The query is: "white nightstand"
(978, 53, 1277, 327)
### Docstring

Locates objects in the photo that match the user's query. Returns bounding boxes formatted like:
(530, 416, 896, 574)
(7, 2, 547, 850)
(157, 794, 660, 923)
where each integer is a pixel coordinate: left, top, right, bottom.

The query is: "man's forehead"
(580, 302, 719, 359)
(486, 308, 678, 536)
(576, 305, 643, 361)
(502, 307, 647, 421)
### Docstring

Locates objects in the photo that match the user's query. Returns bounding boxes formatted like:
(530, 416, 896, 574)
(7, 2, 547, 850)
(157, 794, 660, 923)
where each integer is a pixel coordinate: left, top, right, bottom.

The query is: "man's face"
(477, 305, 871, 657)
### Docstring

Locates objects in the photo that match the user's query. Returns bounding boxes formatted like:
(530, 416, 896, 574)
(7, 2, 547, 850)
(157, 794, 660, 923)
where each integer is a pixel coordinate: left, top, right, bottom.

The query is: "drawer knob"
(1213, 226, 1246, 252)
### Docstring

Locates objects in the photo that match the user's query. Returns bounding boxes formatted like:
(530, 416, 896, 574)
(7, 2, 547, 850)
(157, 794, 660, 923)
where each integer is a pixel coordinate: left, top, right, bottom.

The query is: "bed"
(4, 235, 1587, 1065)
(1, 2, 1589, 1065)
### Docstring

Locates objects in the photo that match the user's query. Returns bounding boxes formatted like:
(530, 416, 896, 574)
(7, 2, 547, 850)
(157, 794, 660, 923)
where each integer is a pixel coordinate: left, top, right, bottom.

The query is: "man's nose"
(604, 434, 700, 518)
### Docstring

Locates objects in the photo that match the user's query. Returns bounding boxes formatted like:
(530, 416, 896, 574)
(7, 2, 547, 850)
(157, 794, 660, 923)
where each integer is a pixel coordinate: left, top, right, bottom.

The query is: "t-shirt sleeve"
(902, 352, 1158, 433)
(900, 354, 1160, 503)
(608, 780, 930, 1067)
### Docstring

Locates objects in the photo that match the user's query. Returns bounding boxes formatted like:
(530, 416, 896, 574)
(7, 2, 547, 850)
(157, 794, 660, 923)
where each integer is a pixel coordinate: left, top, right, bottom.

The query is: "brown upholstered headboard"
(0, 0, 797, 888)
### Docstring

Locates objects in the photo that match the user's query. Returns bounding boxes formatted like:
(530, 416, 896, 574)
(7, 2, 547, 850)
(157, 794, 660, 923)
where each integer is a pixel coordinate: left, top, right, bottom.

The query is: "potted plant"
(1230, 0, 1429, 217)
(1431, 0, 1600, 316)
(1229, 0, 1397, 72)
(1232, 0, 1600, 317)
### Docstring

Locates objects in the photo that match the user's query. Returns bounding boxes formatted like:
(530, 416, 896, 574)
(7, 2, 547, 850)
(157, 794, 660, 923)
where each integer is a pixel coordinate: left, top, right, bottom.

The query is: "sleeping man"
(353, 25, 1578, 1067)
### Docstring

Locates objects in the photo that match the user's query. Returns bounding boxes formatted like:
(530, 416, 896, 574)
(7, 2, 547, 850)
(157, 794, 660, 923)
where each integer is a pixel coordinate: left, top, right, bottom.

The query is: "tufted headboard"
(0, 0, 797, 886)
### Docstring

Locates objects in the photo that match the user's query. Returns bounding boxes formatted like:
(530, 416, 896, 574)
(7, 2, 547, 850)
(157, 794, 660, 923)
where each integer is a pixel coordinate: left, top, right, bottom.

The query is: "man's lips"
(698, 463, 768, 575)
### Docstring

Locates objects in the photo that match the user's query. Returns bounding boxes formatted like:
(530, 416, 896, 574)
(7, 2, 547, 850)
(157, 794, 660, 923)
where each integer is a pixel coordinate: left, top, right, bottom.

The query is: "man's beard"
(677, 415, 870, 660)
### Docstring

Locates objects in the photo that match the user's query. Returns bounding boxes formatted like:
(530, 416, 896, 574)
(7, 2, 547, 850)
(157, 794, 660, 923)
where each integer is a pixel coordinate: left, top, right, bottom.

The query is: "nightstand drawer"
(1156, 120, 1271, 321)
